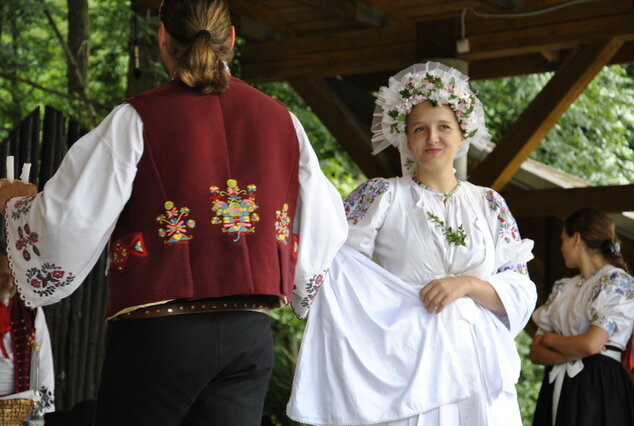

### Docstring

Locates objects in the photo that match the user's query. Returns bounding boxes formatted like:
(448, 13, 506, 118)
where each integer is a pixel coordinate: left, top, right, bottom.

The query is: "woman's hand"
(419, 275, 506, 315)
(418, 276, 472, 313)
(0, 179, 37, 213)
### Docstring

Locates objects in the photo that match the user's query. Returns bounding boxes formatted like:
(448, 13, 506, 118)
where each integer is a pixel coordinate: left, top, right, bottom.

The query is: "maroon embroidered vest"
(106, 78, 300, 318)
(9, 296, 36, 392)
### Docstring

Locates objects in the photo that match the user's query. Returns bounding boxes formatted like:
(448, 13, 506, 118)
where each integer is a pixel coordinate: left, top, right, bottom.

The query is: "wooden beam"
(239, 10, 634, 82)
(461, 12, 634, 60)
(503, 185, 634, 218)
(289, 76, 398, 178)
(294, 0, 394, 26)
(469, 38, 623, 190)
(231, 0, 294, 39)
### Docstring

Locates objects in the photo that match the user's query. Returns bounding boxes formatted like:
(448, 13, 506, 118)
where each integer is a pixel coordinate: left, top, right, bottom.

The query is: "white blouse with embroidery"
(3, 103, 347, 319)
(532, 264, 634, 349)
(345, 176, 532, 298)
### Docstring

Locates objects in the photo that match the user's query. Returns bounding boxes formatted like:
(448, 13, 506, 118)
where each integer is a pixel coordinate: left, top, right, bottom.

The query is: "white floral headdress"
(371, 62, 490, 175)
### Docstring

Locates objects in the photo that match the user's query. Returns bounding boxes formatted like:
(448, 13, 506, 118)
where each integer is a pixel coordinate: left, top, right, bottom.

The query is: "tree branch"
(0, 72, 110, 111)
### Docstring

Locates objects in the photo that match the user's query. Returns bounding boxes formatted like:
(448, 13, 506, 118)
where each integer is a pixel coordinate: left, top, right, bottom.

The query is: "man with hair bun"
(0, 0, 347, 424)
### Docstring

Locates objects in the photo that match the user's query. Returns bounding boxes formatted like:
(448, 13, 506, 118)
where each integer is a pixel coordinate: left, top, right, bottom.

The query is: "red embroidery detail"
(15, 223, 40, 261)
(292, 234, 299, 261)
(111, 233, 148, 271)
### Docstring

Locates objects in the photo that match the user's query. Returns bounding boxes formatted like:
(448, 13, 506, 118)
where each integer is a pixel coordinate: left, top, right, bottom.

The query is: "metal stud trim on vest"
(118, 298, 271, 320)
(209, 179, 259, 242)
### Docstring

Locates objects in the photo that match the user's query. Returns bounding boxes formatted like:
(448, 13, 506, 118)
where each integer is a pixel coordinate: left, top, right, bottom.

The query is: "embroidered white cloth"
(0, 301, 55, 412)
(287, 177, 537, 425)
(3, 104, 347, 318)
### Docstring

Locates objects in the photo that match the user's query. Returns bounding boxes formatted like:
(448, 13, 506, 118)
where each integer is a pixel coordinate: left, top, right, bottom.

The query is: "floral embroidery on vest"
(156, 201, 196, 245)
(299, 269, 328, 309)
(111, 233, 148, 271)
(11, 195, 37, 220)
(485, 189, 520, 243)
(275, 203, 291, 245)
(209, 179, 260, 242)
(344, 178, 389, 224)
(15, 223, 40, 261)
(26, 263, 75, 298)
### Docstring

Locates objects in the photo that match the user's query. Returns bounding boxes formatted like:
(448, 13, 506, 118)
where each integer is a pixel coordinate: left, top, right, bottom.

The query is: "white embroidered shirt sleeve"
(289, 112, 347, 319)
(5, 104, 144, 307)
(344, 178, 393, 258)
(588, 268, 634, 346)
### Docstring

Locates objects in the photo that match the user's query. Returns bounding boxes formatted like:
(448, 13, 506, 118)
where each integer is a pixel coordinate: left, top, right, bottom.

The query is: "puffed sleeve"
(531, 278, 569, 335)
(4, 104, 143, 308)
(588, 269, 634, 346)
(479, 188, 537, 335)
(344, 178, 393, 258)
(289, 113, 348, 319)
(34, 307, 55, 413)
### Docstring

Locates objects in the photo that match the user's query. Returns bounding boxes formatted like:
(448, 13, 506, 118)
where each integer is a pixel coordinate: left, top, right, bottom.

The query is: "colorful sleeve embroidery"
(485, 189, 520, 243)
(589, 271, 634, 336)
(497, 263, 528, 276)
(343, 178, 390, 225)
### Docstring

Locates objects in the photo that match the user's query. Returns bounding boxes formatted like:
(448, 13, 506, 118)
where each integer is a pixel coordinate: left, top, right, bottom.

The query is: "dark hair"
(159, 0, 234, 94)
(564, 208, 629, 272)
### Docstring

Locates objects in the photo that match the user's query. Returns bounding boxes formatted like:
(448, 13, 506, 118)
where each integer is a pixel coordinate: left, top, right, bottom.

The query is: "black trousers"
(95, 311, 274, 426)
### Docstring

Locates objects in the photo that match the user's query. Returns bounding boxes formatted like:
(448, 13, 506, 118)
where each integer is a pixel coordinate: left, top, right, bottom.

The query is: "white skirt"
(287, 245, 522, 426)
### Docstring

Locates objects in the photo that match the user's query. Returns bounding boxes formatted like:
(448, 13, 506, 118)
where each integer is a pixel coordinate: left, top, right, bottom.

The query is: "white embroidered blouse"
(3, 104, 347, 319)
(532, 264, 634, 349)
(345, 176, 533, 298)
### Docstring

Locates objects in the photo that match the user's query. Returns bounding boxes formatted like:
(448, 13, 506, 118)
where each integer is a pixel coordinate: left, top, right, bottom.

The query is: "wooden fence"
(1, 106, 107, 410)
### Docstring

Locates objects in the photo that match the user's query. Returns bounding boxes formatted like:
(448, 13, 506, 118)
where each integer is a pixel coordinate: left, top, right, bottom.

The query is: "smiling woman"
(406, 101, 465, 180)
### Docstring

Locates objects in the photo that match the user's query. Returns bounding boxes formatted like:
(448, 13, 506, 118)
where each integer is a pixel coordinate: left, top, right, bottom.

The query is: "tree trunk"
(67, 0, 89, 97)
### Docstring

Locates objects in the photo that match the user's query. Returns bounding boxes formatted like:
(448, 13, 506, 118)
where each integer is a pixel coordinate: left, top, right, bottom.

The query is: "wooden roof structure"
(142, 0, 634, 301)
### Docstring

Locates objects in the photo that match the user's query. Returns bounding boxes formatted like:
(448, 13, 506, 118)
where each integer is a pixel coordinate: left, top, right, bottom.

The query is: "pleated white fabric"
(287, 245, 529, 425)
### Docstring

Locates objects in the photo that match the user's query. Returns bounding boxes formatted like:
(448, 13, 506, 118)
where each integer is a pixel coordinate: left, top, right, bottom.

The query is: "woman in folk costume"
(531, 208, 634, 426)
(287, 62, 537, 426)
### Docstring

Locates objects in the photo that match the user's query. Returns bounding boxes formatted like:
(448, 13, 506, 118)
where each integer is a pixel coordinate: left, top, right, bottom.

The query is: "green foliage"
(0, 0, 130, 138)
(426, 211, 467, 246)
(515, 331, 544, 425)
(472, 65, 634, 185)
(253, 81, 364, 197)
